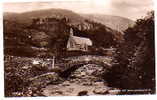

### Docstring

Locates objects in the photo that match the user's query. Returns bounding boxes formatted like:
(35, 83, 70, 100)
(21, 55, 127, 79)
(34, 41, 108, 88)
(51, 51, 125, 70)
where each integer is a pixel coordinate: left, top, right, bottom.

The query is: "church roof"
(70, 36, 92, 46)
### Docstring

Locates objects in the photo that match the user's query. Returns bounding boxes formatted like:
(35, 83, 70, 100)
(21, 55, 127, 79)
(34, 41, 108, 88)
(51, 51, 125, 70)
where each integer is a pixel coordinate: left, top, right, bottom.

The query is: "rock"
(62, 81, 70, 86)
(66, 88, 74, 93)
(69, 79, 77, 83)
(77, 90, 88, 96)
(12, 92, 23, 96)
(33, 93, 38, 96)
(31, 87, 38, 91)
(86, 69, 95, 75)
(80, 72, 86, 76)
(94, 82, 104, 86)
(32, 60, 40, 65)
(108, 88, 121, 95)
(51, 90, 63, 95)
(93, 87, 109, 94)
(82, 81, 92, 86)
(22, 65, 31, 69)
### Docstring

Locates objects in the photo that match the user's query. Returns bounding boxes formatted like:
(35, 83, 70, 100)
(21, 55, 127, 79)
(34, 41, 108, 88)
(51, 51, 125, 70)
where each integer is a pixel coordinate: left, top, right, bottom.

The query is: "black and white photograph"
(3, 0, 155, 97)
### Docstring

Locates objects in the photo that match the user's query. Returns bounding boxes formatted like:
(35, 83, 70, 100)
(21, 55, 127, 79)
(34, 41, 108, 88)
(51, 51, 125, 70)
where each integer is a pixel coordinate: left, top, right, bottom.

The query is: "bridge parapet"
(55, 56, 112, 73)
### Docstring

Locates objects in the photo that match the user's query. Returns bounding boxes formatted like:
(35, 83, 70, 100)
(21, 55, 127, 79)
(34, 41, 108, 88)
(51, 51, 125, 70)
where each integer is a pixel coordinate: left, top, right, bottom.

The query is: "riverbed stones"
(29, 72, 59, 87)
(93, 87, 109, 94)
(42, 64, 120, 96)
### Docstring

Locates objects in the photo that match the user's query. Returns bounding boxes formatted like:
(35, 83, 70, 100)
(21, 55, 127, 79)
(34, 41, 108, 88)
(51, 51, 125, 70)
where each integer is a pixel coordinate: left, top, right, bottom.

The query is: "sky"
(3, 0, 154, 20)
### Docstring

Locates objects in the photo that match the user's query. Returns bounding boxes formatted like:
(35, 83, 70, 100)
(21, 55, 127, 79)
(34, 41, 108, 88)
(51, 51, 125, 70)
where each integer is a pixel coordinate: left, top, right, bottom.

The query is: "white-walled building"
(67, 28, 92, 51)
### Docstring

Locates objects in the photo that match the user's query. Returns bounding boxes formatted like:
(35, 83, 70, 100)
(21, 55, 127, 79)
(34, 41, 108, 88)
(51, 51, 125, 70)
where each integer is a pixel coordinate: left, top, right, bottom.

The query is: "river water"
(42, 64, 120, 96)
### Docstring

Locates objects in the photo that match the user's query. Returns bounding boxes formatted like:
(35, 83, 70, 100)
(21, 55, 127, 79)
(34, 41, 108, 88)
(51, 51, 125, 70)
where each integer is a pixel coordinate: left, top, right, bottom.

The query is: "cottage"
(67, 28, 92, 51)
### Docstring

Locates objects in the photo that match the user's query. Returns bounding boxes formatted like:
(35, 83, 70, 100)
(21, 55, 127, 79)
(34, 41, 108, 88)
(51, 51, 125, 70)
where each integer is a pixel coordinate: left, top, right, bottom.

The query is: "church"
(67, 28, 92, 51)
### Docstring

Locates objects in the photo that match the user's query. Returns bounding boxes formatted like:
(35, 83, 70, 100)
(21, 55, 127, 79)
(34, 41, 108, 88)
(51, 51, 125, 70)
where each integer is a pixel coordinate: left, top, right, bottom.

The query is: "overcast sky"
(3, 0, 154, 20)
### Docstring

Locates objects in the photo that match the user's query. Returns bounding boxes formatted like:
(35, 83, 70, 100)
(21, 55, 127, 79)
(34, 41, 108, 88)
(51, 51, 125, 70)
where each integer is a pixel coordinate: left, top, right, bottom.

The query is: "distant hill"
(4, 9, 85, 26)
(81, 14, 135, 32)
(4, 9, 135, 32)
(4, 8, 123, 40)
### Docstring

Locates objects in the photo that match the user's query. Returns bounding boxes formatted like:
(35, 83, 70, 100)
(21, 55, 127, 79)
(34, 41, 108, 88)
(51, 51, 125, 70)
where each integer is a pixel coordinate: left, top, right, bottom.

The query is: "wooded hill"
(4, 9, 129, 57)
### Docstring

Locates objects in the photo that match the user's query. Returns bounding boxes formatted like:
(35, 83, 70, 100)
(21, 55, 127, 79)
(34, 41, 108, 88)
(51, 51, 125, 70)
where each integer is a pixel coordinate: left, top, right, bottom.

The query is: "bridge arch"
(59, 60, 111, 78)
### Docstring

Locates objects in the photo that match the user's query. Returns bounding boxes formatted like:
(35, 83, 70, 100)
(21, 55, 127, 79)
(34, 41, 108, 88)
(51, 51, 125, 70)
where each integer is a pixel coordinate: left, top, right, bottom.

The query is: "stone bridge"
(55, 55, 113, 73)
(29, 55, 113, 87)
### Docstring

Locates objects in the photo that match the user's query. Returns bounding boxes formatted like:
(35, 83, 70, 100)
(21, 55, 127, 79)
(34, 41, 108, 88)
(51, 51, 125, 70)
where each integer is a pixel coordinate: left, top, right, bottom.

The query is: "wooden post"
(52, 56, 55, 69)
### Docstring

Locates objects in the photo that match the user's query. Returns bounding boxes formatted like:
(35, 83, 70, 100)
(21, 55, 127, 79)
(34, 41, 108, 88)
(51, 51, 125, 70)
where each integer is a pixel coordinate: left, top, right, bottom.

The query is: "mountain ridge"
(4, 8, 135, 32)
(81, 14, 135, 32)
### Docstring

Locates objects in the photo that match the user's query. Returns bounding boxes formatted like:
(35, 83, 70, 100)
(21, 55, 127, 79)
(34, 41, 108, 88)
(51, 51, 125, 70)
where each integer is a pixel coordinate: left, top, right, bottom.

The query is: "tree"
(104, 11, 155, 94)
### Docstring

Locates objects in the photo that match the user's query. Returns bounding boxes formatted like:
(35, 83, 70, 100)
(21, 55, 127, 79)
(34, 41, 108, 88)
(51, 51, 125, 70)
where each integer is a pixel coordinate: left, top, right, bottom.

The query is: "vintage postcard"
(2, 0, 155, 97)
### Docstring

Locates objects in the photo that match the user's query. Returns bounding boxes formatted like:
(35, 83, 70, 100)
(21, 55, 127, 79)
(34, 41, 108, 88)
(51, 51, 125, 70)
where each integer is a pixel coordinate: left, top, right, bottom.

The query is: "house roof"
(71, 36, 92, 46)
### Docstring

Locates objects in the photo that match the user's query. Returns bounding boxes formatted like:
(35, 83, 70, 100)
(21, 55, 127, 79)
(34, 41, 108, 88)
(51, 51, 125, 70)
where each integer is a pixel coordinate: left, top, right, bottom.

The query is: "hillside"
(81, 14, 135, 32)
(4, 9, 123, 57)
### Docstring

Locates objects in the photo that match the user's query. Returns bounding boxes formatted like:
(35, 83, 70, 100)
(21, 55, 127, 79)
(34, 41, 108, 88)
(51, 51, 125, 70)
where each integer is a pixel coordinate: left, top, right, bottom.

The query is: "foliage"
(104, 11, 155, 94)
(4, 56, 50, 96)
